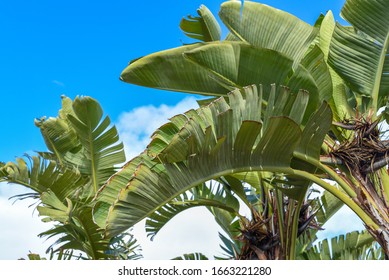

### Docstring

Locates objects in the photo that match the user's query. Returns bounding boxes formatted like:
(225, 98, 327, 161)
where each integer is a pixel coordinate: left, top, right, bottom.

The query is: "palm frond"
(36, 96, 125, 194)
(0, 156, 87, 202)
(94, 84, 332, 238)
(328, 0, 389, 110)
(300, 230, 383, 260)
(219, 1, 317, 68)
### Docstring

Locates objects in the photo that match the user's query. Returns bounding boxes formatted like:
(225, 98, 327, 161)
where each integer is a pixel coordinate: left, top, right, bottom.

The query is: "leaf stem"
(294, 152, 357, 198)
(291, 169, 378, 230)
(288, 198, 304, 260)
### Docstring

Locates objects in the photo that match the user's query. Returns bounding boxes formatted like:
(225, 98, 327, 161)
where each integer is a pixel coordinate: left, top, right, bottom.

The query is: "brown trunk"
(330, 117, 389, 259)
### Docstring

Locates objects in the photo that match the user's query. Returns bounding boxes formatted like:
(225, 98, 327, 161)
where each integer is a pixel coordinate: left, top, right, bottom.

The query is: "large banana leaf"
(219, 1, 317, 68)
(120, 42, 294, 96)
(94, 84, 332, 237)
(121, 40, 327, 107)
(183, 42, 294, 92)
(185, 42, 331, 116)
(317, 11, 354, 121)
(122, 41, 332, 124)
(121, 43, 329, 122)
(328, 0, 389, 110)
(121, 2, 329, 109)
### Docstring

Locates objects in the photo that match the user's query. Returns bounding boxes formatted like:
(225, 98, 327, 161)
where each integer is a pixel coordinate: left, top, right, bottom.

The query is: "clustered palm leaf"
(1, 96, 141, 260)
(95, 0, 389, 259)
(1, 0, 388, 260)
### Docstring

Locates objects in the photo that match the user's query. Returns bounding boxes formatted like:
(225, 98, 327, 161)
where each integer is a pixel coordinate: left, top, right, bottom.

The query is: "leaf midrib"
(371, 31, 389, 113)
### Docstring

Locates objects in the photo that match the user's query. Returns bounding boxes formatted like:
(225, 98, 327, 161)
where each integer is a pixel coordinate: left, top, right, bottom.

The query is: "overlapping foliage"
(2, 0, 388, 260)
(114, 0, 389, 259)
(1, 96, 140, 260)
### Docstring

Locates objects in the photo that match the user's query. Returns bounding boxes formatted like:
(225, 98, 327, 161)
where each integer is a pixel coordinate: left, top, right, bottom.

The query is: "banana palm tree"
(0, 96, 141, 260)
(93, 0, 389, 259)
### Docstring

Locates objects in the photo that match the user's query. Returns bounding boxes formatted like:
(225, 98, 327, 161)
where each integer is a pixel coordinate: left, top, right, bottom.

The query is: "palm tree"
(93, 0, 389, 259)
(0, 96, 141, 260)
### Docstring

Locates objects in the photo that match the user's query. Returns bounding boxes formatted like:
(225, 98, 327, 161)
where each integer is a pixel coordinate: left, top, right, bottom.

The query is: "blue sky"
(0, 0, 360, 259)
(0, 0, 346, 163)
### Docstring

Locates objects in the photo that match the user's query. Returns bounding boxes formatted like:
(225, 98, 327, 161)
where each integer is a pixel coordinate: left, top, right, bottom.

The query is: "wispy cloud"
(52, 80, 65, 87)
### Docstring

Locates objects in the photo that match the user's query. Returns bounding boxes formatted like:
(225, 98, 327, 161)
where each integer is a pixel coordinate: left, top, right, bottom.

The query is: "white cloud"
(116, 97, 199, 160)
(0, 182, 52, 260)
(132, 207, 225, 260)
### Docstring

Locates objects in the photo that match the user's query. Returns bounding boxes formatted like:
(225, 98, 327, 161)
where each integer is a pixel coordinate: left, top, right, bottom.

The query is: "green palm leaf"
(219, 1, 317, 68)
(0, 156, 87, 202)
(69, 97, 125, 193)
(183, 42, 294, 93)
(94, 84, 332, 237)
(37, 190, 73, 224)
(106, 233, 142, 260)
(38, 192, 141, 260)
(301, 230, 383, 260)
(37, 96, 125, 194)
(120, 43, 228, 96)
(316, 11, 354, 121)
(39, 206, 110, 260)
(328, 0, 389, 111)
(120, 42, 294, 96)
